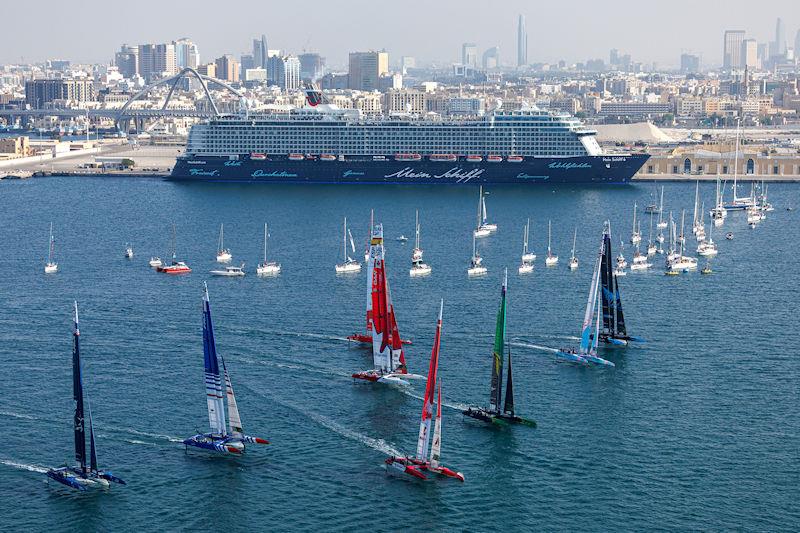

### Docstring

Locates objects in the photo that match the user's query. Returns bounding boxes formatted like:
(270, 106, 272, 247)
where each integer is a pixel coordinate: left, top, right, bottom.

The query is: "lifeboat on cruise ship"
(320, 154, 336, 161)
(430, 154, 457, 162)
(288, 153, 305, 161)
(507, 155, 523, 163)
(395, 153, 422, 162)
(487, 155, 503, 162)
(373, 155, 387, 161)
(250, 153, 266, 160)
(466, 155, 483, 163)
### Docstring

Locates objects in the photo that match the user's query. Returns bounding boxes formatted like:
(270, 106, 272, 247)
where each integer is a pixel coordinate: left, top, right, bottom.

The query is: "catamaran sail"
(45, 303, 126, 491)
(464, 270, 535, 425)
(183, 283, 269, 454)
(385, 301, 464, 481)
(599, 223, 638, 345)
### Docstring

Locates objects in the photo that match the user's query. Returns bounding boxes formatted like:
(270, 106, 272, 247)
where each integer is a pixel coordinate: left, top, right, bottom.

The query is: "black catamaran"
(599, 223, 643, 346)
(46, 303, 126, 491)
(464, 270, 535, 427)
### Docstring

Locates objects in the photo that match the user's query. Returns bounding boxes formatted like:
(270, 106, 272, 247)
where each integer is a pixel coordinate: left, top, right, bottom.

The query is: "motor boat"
(158, 261, 191, 274)
(210, 264, 245, 277)
(149, 257, 163, 268)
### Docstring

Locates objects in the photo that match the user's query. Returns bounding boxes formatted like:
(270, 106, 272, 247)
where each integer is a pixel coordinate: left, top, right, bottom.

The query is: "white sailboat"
(630, 243, 652, 271)
(545, 220, 558, 266)
(695, 202, 707, 242)
(646, 215, 657, 256)
(216, 223, 232, 263)
(568, 227, 579, 270)
(725, 119, 756, 210)
(518, 218, 535, 274)
(691, 181, 703, 235)
(656, 186, 668, 229)
(630, 202, 641, 245)
(467, 232, 487, 277)
(473, 186, 495, 237)
(257, 223, 281, 276)
(45, 222, 58, 274)
(697, 221, 718, 256)
(667, 210, 698, 272)
(336, 217, 362, 274)
(409, 210, 432, 277)
(710, 176, 727, 224)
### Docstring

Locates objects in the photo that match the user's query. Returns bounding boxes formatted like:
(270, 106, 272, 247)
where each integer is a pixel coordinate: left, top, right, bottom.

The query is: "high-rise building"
(795, 30, 800, 57)
(115, 45, 139, 78)
(609, 48, 620, 66)
(173, 38, 200, 69)
(680, 53, 700, 73)
(723, 30, 746, 69)
(298, 53, 325, 81)
(517, 15, 527, 67)
(348, 51, 389, 91)
(742, 39, 759, 69)
(461, 43, 478, 68)
(198, 63, 216, 78)
(267, 56, 300, 91)
(483, 47, 500, 69)
(215, 55, 239, 82)
(773, 17, 786, 58)
(400, 56, 416, 73)
(253, 35, 268, 69)
(25, 79, 95, 108)
(137, 43, 177, 81)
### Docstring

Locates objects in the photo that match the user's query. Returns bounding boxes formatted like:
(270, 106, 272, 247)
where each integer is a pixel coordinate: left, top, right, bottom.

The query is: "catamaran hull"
(384, 457, 464, 482)
(170, 154, 648, 185)
(556, 350, 589, 365)
(46, 467, 125, 491)
(182, 434, 265, 455)
(351, 370, 411, 386)
(463, 408, 537, 427)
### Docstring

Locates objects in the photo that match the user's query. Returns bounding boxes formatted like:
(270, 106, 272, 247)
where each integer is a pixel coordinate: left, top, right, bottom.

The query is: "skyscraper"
(215, 55, 239, 82)
(348, 51, 389, 91)
(742, 39, 759, 69)
(173, 38, 200, 69)
(461, 43, 478, 68)
(115, 45, 139, 78)
(680, 53, 700, 73)
(773, 18, 786, 58)
(723, 30, 745, 69)
(517, 15, 527, 67)
(483, 47, 500, 70)
(795, 30, 800, 57)
(298, 53, 325, 82)
(253, 35, 268, 69)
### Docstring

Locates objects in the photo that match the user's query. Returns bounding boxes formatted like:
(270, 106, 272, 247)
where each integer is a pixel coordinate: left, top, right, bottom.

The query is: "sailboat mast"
(547, 220, 552, 254)
(72, 301, 87, 474)
(48, 222, 54, 263)
(733, 118, 740, 200)
(571, 228, 577, 259)
(263, 223, 268, 262)
(632, 202, 637, 235)
(658, 186, 664, 225)
(342, 217, 347, 260)
(415, 209, 420, 250)
(476, 186, 483, 228)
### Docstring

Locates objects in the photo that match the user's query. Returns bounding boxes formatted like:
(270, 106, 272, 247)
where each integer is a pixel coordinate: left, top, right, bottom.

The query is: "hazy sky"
(2, 0, 797, 68)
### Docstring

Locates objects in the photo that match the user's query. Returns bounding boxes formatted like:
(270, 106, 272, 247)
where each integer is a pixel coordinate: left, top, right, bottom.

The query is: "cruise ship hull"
(169, 154, 648, 185)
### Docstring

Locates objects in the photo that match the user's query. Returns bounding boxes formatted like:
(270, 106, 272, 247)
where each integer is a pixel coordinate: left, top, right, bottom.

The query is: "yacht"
(210, 264, 246, 277)
(335, 216, 362, 274)
(149, 257, 163, 268)
(545, 220, 558, 266)
(568, 228, 579, 270)
(467, 233, 487, 277)
(124, 243, 134, 259)
(519, 218, 535, 274)
(216, 223, 232, 263)
(257, 223, 281, 276)
(629, 202, 641, 245)
(409, 210, 432, 277)
(44, 222, 58, 274)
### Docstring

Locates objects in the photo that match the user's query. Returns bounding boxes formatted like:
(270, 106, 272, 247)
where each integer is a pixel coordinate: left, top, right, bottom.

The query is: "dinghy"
(183, 283, 269, 454)
(46, 303, 126, 491)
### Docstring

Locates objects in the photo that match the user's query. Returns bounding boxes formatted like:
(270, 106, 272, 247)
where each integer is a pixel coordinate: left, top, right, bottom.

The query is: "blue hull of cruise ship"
(168, 154, 649, 185)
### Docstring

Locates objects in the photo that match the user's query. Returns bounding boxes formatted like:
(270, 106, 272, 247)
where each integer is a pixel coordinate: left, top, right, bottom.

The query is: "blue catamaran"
(183, 283, 269, 454)
(45, 302, 126, 491)
(599, 223, 644, 346)
(558, 231, 615, 368)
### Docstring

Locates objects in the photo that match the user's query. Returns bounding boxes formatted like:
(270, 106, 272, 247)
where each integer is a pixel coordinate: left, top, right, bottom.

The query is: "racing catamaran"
(352, 223, 417, 384)
(463, 270, 536, 427)
(599, 222, 643, 346)
(385, 301, 464, 481)
(557, 229, 615, 367)
(46, 303, 126, 491)
(183, 283, 269, 454)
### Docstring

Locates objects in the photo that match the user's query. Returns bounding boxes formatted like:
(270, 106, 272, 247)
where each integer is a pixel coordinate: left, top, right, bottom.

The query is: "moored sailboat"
(409, 210, 432, 277)
(257, 223, 282, 276)
(46, 302, 126, 491)
(157, 223, 191, 274)
(568, 227, 579, 270)
(183, 283, 269, 454)
(473, 186, 494, 237)
(518, 218, 535, 274)
(545, 220, 558, 266)
(385, 301, 464, 482)
(467, 231, 488, 276)
(463, 270, 535, 427)
(335, 217, 362, 274)
(44, 222, 58, 274)
(216, 223, 232, 263)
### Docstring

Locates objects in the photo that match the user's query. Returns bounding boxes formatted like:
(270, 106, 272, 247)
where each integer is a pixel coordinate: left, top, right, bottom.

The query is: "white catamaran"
(183, 283, 269, 454)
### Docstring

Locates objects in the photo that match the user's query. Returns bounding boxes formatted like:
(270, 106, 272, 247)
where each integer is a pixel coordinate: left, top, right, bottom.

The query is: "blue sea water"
(0, 177, 797, 531)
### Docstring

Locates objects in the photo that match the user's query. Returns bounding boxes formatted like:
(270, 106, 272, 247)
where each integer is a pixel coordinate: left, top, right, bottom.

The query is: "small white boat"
(667, 210, 697, 271)
(656, 186, 668, 229)
(336, 217, 362, 274)
(44, 222, 58, 274)
(409, 210, 432, 277)
(697, 240, 718, 256)
(614, 267, 627, 277)
(149, 257, 163, 268)
(216, 223, 232, 263)
(210, 264, 245, 277)
(616, 241, 627, 269)
(396, 235, 409, 243)
(467, 233, 487, 277)
(519, 218, 535, 274)
(630, 250, 652, 271)
(630, 202, 641, 245)
(568, 228, 578, 270)
(257, 223, 281, 276)
(545, 220, 558, 266)
(473, 186, 497, 237)
(124, 243, 134, 259)
(726, 232, 734, 240)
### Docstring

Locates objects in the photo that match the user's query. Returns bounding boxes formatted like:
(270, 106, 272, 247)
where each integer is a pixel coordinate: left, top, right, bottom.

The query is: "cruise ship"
(170, 93, 648, 185)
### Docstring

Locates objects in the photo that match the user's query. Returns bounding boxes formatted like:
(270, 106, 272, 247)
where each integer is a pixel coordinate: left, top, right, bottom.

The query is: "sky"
(1, 0, 798, 68)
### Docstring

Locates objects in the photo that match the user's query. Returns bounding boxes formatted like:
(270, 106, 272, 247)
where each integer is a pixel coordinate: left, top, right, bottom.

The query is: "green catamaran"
(463, 269, 536, 427)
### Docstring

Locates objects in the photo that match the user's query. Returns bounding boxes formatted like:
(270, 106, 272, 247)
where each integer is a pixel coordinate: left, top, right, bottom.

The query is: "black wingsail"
(613, 273, 627, 336)
(87, 396, 98, 473)
(503, 344, 515, 416)
(72, 303, 86, 473)
(489, 273, 507, 413)
(600, 231, 614, 334)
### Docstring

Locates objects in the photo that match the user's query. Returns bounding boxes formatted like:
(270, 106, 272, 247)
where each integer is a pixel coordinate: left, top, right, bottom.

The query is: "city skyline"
(2, 0, 798, 68)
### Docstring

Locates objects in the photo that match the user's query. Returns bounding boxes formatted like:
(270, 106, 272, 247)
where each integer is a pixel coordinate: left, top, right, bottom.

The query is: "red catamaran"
(352, 223, 418, 385)
(385, 300, 464, 481)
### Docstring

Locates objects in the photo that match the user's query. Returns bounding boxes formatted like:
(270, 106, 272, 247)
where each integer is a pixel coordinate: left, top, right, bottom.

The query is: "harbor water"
(0, 177, 797, 530)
